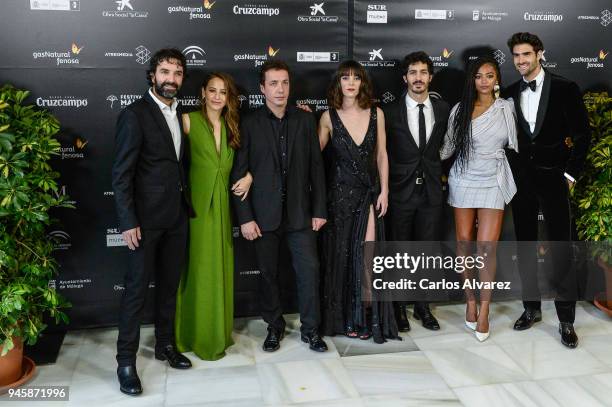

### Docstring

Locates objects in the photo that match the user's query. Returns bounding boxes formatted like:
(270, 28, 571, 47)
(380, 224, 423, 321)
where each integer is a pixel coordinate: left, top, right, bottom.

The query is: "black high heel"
(344, 323, 358, 338)
(371, 311, 385, 344)
(358, 326, 371, 340)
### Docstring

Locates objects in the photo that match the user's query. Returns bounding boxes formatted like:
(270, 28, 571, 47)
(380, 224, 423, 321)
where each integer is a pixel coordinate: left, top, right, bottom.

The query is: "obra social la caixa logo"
(297, 2, 339, 23)
(234, 45, 280, 67)
(360, 48, 395, 67)
(167, 0, 215, 20)
(571, 49, 608, 69)
(32, 42, 84, 66)
(102, 0, 149, 18)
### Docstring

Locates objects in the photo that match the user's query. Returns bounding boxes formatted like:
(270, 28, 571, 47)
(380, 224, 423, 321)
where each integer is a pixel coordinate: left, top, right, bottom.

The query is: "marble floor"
(2, 301, 612, 407)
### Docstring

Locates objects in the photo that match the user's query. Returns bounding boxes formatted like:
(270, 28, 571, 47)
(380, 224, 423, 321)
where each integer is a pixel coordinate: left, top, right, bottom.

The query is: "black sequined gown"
(320, 107, 398, 341)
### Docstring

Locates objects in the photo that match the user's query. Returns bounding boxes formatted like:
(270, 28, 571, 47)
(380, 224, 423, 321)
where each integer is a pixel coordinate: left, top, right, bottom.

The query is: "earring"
(494, 83, 500, 99)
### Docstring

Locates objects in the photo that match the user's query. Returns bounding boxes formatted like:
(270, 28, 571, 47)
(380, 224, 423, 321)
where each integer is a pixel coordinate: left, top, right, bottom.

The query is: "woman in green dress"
(175, 72, 251, 360)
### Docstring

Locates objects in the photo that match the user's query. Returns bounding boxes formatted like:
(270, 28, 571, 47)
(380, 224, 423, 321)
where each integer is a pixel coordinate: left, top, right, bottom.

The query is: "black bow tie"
(520, 80, 537, 92)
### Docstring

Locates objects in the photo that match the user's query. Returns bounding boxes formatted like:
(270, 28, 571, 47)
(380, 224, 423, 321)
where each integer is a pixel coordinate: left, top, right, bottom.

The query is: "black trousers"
(387, 184, 442, 309)
(116, 208, 188, 367)
(511, 168, 576, 323)
(254, 221, 320, 334)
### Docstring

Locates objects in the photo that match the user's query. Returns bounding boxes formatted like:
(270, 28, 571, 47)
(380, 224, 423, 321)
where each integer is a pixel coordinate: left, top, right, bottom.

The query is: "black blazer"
(503, 70, 590, 181)
(384, 95, 450, 205)
(112, 91, 192, 231)
(230, 105, 327, 232)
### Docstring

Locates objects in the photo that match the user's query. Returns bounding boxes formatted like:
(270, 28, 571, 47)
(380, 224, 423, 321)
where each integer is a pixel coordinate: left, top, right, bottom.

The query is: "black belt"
(415, 170, 425, 185)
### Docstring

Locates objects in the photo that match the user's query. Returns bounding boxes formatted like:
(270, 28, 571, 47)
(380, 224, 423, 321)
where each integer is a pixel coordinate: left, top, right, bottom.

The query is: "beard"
(410, 82, 427, 94)
(154, 81, 180, 99)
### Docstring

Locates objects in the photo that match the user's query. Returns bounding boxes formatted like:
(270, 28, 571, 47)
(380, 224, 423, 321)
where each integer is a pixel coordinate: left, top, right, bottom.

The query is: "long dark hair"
(451, 56, 501, 171)
(201, 72, 241, 149)
(327, 60, 373, 110)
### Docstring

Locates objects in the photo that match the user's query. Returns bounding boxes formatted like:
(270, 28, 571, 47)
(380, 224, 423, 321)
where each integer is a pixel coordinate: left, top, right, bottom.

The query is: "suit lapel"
(399, 93, 419, 150)
(144, 91, 178, 161)
(514, 84, 532, 137)
(177, 105, 186, 161)
(425, 98, 442, 151)
(260, 109, 280, 168)
(532, 70, 551, 139)
(286, 108, 297, 167)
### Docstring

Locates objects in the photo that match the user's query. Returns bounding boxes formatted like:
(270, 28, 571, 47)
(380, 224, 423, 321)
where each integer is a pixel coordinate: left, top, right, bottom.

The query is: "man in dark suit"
(231, 59, 328, 353)
(503, 32, 590, 348)
(112, 48, 193, 395)
(384, 51, 450, 332)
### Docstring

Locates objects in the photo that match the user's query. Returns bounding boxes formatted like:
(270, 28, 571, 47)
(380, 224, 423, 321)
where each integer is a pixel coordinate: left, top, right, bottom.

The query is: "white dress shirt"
(519, 68, 575, 183)
(149, 88, 181, 159)
(520, 67, 545, 134)
(405, 94, 435, 147)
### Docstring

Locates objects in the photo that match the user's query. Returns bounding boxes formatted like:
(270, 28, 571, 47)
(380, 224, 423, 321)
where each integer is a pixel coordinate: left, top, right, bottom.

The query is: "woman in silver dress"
(441, 56, 518, 342)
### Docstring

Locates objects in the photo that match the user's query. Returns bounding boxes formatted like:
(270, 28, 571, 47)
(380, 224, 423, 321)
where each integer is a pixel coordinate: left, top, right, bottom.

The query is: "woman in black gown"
(318, 60, 399, 343)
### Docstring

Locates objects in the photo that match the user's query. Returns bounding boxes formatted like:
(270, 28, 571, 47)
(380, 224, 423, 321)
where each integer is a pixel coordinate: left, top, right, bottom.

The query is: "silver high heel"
(465, 320, 477, 331)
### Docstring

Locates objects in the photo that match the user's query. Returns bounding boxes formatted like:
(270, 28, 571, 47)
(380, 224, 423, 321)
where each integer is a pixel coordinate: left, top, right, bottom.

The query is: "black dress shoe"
(559, 322, 578, 348)
(117, 365, 142, 396)
(513, 309, 542, 331)
(413, 306, 440, 331)
(155, 345, 192, 369)
(301, 331, 328, 352)
(394, 304, 411, 332)
(263, 327, 284, 352)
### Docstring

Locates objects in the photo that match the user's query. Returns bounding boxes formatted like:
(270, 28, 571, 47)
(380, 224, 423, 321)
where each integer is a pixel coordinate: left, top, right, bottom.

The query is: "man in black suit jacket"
(503, 33, 590, 348)
(112, 49, 193, 396)
(231, 60, 328, 353)
(384, 51, 450, 332)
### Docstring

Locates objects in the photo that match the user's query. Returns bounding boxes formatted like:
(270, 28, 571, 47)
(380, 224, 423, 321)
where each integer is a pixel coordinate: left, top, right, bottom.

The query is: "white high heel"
(465, 320, 477, 331)
(475, 318, 490, 342)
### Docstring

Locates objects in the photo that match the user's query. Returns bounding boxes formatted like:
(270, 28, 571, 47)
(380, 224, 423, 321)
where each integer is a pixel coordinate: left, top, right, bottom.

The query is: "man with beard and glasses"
(112, 48, 193, 396)
(383, 51, 450, 332)
(503, 32, 590, 348)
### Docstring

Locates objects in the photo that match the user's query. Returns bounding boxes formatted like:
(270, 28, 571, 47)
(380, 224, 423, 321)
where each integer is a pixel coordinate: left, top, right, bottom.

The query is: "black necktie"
(520, 80, 537, 92)
(417, 103, 426, 153)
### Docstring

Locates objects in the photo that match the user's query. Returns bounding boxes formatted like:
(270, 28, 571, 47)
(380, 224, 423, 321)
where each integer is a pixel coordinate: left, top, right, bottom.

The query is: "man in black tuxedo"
(384, 51, 450, 331)
(503, 32, 590, 348)
(231, 60, 328, 353)
(112, 48, 193, 395)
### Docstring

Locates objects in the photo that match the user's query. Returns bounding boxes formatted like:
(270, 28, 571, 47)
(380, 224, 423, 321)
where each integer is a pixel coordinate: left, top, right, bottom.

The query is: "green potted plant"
(0, 85, 71, 389)
(571, 91, 612, 315)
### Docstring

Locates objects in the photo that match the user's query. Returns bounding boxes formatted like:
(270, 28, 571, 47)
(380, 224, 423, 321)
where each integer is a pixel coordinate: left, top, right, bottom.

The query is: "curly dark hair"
(146, 48, 187, 86)
(507, 32, 544, 54)
(401, 51, 433, 76)
(451, 56, 501, 172)
(327, 60, 373, 110)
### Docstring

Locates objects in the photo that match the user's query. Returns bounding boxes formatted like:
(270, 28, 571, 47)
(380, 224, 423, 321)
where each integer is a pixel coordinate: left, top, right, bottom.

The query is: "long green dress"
(175, 111, 234, 360)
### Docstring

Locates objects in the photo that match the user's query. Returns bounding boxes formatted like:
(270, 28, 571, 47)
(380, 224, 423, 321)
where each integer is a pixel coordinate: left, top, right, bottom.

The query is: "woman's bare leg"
(475, 208, 504, 333)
